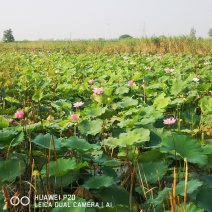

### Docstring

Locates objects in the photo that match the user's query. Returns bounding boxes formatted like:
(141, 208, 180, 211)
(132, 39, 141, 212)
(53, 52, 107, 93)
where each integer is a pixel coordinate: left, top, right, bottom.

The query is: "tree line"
(2, 28, 212, 42)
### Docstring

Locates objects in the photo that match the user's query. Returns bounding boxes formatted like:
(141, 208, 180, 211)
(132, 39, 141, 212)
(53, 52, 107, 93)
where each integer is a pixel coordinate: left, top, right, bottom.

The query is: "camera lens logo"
(10, 196, 30, 206)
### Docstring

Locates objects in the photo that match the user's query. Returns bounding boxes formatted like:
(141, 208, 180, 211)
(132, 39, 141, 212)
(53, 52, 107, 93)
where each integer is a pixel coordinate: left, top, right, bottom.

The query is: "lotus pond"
(0, 51, 212, 211)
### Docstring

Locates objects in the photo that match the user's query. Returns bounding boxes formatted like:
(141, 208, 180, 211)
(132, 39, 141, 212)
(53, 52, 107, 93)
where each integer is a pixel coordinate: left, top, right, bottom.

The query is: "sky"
(0, 0, 211, 41)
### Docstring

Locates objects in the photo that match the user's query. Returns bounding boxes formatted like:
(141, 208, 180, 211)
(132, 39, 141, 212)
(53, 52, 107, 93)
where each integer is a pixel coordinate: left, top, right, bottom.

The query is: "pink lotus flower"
(128, 80, 134, 86)
(70, 114, 78, 121)
(73, 101, 84, 108)
(163, 117, 177, 125)
(15, 110, 24, 119)
(88, 79, 95, 85)
(93, 88, 104, 95)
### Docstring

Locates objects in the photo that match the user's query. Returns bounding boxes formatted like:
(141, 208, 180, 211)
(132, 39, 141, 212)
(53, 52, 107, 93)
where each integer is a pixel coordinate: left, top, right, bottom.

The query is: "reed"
(0, 36, 211, 55)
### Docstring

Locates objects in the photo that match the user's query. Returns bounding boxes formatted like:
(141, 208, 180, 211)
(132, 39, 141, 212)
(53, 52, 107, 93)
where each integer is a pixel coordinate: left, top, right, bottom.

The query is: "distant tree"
(208, 28, 212, 38)
(3, 29, 15, 42)
(150, 36, 161, 47)
(189, 27, 196, 39)
(119, 34, 133, 39)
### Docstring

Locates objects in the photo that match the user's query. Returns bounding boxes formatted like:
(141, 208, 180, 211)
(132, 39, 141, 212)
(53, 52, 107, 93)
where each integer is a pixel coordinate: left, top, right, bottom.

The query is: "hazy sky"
(0, 0, 211, 41)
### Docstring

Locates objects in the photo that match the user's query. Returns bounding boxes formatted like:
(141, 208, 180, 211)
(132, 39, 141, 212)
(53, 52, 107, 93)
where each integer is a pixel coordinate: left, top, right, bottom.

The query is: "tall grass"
(0, 36, 212, 55)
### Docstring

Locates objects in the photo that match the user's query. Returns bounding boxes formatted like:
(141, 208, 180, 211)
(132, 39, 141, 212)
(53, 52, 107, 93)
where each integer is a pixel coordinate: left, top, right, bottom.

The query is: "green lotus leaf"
(0, 128, 20, 143)
(118, 128, 150, 146)
(32, 89, 43, 101)
(5, 96, 19, 103)
(138, 149, 163, 163)
(149, 188, 171, 206)
(139, 106, 163, 121)
(59, 119, 74, 127)
(196, 188, 212, 211)
(168, 98, 185, 106)
(51, 99, 72, 113)
(0, 116, 9, 129)
(0, 107, 16, 115)
(103, 137, 119, 149)
(90, 93, 103, 103)
(160, 134, 207, 167)
(146, 128, 165, 148)
(116, 97, 138, 108)
(202, 145, 212, 154)
(176, 203, 204, 212)
(135, 116, 155, 126)
(83, 175, 113, 189)
(153, 93, 170, 110)
(132, 72, 142, 80)
(41, 158, 86, 177)
(199, 96, 212, 114)
(0, 131, 24, 149)
(146, 83, 161, 90)
(93, 153, 110, 164)
(32, 133, 61, 150)
(78, 119, 103, 135)
(0, 193, 4, 211)
(56, 83, 73, 94)
(27, 122, 43, 132)
(138, 161, 168, 184)
(49, 171, 79, 189)
(115, 86, 129, 94)
(0, 159, 26, 182)
(103, 87, 114, 96)
(104, 128, 150, 148)
(170, 80, 186, 96)
(61, 136, 101, 152)
(176, 179, 203, 196)
(200, 175, 212, 188)
(103, 160, 121, 167)
(85, 107, 106, 117)
(98, 185, 137, 208)
(197, 83, 211, 92)
(151, 189, 204, 210)
(150, 179, 203, 207)
(117, 116, 140, 128)
(124, 107, 142, 116)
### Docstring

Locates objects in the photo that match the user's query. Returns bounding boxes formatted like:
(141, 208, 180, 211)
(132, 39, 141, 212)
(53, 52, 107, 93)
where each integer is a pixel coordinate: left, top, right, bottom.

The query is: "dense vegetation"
(0, 39, 212, 211)
(0, 36, 212, 55)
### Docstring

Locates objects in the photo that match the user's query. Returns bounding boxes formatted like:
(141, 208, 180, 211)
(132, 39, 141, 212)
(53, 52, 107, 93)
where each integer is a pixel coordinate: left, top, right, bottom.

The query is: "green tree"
(189, 27, 196, 39)
(3, 29, 15, 42)
(208, 28, 212, 38)
(119, 34, 133, 39)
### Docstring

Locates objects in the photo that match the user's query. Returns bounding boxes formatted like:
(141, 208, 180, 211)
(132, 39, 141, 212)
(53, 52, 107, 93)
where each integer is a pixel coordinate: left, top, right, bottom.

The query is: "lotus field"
(0, 51, 212, 212)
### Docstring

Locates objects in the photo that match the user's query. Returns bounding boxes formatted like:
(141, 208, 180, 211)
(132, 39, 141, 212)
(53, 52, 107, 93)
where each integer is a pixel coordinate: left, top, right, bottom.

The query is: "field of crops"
(0, 49, 212, 211)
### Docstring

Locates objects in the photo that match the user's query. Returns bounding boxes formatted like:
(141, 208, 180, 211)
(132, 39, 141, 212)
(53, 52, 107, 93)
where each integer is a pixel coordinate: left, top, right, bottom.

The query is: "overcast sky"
(0, 0, 211, 41)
